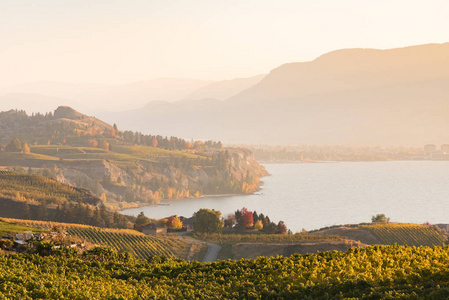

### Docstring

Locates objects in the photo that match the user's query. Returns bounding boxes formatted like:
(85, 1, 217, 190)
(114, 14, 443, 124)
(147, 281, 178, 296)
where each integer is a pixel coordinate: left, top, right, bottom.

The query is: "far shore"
(199, 193, 240, 198)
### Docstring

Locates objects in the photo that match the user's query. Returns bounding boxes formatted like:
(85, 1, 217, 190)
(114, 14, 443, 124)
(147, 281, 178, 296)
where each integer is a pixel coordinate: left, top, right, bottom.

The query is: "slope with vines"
(360, 223, 446, 247)
(2, 218, 191, 259)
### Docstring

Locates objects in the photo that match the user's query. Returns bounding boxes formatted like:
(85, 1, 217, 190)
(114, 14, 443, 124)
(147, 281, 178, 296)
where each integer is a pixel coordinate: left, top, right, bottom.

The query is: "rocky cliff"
(51, 148, 268, 210)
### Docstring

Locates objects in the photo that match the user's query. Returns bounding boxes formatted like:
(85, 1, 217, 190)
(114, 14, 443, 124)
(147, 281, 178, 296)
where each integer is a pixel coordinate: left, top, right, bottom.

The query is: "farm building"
(142, 224, 167, 235)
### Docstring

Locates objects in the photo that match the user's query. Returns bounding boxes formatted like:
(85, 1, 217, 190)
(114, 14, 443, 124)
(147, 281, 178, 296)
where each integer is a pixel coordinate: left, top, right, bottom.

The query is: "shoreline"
(199, 193, 240, 198)
(119, 192, 253, 212)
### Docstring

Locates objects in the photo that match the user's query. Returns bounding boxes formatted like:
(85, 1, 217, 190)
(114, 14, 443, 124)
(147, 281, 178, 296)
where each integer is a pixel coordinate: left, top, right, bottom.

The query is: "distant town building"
(424, 144, 437, 156)
(441, 144, 449, 154)
(180, 216, 195, 231)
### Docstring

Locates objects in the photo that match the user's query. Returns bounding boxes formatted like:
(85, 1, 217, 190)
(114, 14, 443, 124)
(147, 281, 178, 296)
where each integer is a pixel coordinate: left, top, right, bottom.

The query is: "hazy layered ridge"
(0, 79, 214, 113)
(0, 75, 265, 115)
(109, 43, 449, 146)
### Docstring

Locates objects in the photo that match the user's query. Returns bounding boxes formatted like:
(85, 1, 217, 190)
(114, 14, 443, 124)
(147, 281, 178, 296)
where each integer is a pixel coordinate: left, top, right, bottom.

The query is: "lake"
(121, 161, 449, 231)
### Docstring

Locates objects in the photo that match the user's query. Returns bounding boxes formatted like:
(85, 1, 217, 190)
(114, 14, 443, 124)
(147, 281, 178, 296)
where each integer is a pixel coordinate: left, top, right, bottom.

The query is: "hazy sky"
(1, 0, 448, 88)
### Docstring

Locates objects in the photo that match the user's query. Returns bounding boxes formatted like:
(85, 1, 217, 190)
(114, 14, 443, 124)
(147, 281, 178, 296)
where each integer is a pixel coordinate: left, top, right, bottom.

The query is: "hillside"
(0, 171, 131, 228)
(2, 218, 192, 260)
(0, 219, 46, 236)
(183, 74, 266, 101)
(109, 42, 449, 146)
(310, 223, 447, 247)
(0, 107, 268, 211)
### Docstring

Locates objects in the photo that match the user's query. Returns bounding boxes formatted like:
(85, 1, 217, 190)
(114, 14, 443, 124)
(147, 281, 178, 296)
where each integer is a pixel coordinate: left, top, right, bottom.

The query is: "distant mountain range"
(0, 79, 214, 113)
(0, 76, 265, 114)
(2, 42, 449, 146)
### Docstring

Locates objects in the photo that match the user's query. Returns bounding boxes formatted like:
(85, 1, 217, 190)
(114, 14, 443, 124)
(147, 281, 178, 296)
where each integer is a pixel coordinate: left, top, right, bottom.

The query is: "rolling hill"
(0, 107, 268, 211)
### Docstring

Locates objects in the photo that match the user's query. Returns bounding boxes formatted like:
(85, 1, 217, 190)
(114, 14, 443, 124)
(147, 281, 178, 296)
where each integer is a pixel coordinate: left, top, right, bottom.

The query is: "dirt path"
(202, 242, 221, 262)
(183, 237, 221, 262)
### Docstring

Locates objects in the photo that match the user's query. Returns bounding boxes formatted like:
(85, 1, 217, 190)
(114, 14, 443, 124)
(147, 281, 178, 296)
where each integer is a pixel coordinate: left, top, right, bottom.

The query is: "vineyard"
(0, 171, 85, 205)
(2, 218, 191, 259)
(3, 245, 449, 298)
(361, 223, 447, 247)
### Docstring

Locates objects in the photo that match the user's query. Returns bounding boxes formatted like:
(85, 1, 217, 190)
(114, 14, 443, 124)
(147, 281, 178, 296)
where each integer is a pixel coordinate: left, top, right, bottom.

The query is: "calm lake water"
(121, 162, 449, 231)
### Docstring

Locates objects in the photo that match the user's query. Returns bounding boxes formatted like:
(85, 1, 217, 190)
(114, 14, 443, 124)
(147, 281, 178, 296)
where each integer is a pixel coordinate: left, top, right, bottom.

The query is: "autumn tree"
(254, 220, 263, 230)
(166, 215, 183, 230)
(87, 139, 98, 148)
(276, 221, 287, 234)
(152, 138, 158, 148)
(100, 140, 110, 151)
(193, 208, 224, 234)
(240, 207, 254, 229)
(22, 142, 30, 153)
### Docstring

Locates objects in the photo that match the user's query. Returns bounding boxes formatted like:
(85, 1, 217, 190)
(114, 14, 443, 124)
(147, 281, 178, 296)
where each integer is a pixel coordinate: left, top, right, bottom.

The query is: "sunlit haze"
(1, 0, 448, 87)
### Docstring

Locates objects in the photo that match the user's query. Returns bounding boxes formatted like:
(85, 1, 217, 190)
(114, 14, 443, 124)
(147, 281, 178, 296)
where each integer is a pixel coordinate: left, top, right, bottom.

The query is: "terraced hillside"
(0, 171, 131, 228)
(360, 223, 446, 247)
(3, 218, 192, 259)
(0, 170, 85, 201)
(311, 223, 447, 247)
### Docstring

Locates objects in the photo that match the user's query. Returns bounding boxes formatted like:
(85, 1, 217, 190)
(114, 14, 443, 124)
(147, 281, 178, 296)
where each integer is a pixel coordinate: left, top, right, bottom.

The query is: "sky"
(1, 0, 448, 88)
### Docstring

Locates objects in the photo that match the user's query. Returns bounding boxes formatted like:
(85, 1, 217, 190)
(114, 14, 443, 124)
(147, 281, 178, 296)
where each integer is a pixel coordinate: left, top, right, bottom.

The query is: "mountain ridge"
(109, 42, 449, 146)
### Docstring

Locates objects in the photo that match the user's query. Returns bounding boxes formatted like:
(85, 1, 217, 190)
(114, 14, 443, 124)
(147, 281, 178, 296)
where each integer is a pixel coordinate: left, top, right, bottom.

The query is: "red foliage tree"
(241, 207, 254, 228)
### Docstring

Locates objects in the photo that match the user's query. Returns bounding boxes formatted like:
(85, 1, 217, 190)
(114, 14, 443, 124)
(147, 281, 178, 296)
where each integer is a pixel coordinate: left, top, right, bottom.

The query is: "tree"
(152, 138, 158, 148)
(135, 212, 151, 227)
(371, 214, 390, 223)
(166, 215, 183, 230)
(263, 222, 277, 234)
(253, 211, 259, 223)
(254, 220, 263, 230)
(224, 213, 236, 228)
(193, 208, 224, 234)
(276, 221, 287, 234)
(5, 138, 22, 152)
(234, 209, 242, 228)
(240, 207, 253, 228)
(87, 139, 98, 148)
(100, 140, 110, 151)
(22, 142, 30, 153)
